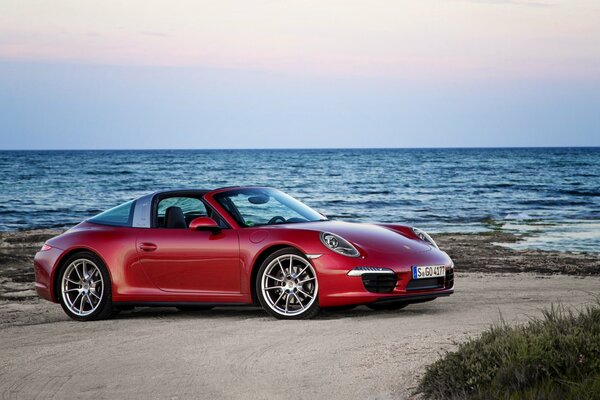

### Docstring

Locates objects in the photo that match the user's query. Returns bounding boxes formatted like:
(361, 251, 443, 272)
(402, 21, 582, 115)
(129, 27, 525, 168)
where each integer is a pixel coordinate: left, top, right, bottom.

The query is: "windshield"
(214, 188, 326, 227)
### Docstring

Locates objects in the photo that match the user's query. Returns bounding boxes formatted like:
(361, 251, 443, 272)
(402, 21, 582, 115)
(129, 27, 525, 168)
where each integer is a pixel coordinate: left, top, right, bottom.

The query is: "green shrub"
(417, 303, 600, 399)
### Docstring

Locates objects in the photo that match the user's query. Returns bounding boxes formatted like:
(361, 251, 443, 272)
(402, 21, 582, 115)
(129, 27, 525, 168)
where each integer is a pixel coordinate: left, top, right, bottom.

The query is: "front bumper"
(311, 251, 455, 307)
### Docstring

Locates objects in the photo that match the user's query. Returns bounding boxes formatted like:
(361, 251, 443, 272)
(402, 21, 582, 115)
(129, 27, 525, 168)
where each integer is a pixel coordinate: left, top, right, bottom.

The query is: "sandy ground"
(0, 273, 598, 400)
(0, 229, 599, 399)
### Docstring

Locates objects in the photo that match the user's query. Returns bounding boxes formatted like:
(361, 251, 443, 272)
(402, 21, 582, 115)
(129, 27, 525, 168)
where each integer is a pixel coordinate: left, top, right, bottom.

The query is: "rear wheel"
(58, 252, 117, 321)
(366, 301, 409, 311)
(256, 248, 320, 319)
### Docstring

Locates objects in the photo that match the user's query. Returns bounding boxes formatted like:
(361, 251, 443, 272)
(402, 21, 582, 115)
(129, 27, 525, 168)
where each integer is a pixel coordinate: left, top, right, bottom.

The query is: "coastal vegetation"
(418, 303, 600, 399)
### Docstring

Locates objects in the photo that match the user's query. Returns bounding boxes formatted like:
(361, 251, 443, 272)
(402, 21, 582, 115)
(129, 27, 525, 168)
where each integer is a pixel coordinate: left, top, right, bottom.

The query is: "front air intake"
(406, 277, 444, 291)
(445, 268, 454, 289)
(362, 273, 398, 293)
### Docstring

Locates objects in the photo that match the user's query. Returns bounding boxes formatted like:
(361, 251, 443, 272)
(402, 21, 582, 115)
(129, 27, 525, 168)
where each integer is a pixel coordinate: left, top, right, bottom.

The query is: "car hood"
(271, 220, 432, 254)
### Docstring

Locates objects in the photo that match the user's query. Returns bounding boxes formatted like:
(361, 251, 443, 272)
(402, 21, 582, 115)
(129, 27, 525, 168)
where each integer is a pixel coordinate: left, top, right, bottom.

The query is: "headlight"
(320, 232, 360, 257)
(411, 227, 439, 249)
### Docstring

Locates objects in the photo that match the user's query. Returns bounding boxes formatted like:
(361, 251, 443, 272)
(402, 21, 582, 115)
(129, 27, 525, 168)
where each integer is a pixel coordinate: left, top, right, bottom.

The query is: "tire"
(256, 247, 320, 320)
(58, 251, 117, 321)
(176, 305, 214, 312)
(366, 301, 409, 311)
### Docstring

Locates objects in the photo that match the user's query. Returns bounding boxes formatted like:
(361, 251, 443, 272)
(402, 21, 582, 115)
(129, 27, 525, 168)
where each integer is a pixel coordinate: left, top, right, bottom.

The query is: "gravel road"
(1, 272, 599, 400)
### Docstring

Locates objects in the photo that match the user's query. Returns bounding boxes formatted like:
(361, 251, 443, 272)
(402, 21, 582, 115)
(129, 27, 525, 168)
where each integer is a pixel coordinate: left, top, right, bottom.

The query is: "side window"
(88, 200, 135, 227)
(156, 197, 208, 228)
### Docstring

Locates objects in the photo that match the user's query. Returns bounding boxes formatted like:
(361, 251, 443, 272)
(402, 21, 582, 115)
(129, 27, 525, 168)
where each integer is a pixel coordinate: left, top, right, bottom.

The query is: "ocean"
(1, 148, 598, 252)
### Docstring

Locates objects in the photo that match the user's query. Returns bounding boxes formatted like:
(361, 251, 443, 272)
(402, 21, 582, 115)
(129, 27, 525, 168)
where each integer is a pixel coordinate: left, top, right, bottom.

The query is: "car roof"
(150, 188, 211, 197)
(130, 186, 272, 228)
(148, 186, 273, 198)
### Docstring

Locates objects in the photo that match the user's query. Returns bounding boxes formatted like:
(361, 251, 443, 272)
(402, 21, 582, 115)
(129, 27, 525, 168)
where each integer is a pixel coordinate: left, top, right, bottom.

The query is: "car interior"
(155, 196, 227, 229)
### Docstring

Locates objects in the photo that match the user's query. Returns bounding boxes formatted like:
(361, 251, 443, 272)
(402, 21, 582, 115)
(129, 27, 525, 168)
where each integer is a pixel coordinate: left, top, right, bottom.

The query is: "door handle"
(139, 242, 158, 252)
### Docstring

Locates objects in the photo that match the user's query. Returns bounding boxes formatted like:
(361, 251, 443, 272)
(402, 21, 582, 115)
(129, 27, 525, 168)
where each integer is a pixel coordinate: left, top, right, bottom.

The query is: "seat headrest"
(165, 206, 186, 229)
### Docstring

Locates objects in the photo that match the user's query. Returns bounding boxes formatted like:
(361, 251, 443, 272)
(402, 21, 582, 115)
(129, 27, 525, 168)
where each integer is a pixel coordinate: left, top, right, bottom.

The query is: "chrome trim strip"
(347, 267, 395, 276)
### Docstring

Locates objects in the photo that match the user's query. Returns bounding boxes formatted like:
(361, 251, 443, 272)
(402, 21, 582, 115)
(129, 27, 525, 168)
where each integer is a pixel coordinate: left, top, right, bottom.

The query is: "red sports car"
(34, 186, 454, 320)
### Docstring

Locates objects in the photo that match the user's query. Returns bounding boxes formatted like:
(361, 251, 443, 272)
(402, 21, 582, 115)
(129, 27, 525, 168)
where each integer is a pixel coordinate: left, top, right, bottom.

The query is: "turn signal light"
(40, 244, 52, 251)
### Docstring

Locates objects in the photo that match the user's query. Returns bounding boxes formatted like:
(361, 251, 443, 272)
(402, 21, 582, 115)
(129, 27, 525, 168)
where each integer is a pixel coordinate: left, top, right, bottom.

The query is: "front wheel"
(256, 248, 320, 319)
(58, 251, 117, 321)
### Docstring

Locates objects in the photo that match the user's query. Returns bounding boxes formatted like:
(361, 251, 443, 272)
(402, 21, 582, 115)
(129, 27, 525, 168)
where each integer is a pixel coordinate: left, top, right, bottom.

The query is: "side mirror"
(189, 217, 221, 233)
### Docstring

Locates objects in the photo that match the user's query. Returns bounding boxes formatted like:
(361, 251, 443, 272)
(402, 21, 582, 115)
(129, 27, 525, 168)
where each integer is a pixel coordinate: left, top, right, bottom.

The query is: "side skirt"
(114, 301, 252, 308)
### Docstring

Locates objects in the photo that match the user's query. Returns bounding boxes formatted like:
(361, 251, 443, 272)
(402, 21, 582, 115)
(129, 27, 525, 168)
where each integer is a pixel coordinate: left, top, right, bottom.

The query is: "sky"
(1, 0, 599, 149)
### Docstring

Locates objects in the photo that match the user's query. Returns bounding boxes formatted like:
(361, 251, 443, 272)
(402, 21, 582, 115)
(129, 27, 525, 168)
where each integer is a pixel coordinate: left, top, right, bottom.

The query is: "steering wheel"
(268, 216, 286, 225)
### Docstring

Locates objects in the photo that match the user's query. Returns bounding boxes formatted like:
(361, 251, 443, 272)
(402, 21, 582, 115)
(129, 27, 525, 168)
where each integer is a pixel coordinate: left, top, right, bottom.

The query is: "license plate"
(412, 265, 445, 279)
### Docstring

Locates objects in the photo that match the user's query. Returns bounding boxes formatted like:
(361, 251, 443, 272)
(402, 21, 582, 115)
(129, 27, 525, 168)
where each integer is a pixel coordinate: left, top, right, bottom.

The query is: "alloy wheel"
(260, 254, 318, 317)
(61, 258, 104, 317)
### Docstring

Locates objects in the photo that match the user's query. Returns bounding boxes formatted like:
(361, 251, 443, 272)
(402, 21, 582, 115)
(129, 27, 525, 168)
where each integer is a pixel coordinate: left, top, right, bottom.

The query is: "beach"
(1, 228, 598, 398)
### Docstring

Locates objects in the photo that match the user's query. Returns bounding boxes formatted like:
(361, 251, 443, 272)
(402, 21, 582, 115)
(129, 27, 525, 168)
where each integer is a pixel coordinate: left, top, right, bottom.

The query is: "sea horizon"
(1, 146, 599, 152)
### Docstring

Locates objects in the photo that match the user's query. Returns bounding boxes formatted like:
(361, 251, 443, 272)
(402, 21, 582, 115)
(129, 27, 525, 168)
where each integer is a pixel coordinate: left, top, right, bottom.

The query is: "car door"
(136, 196, 241, 294)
